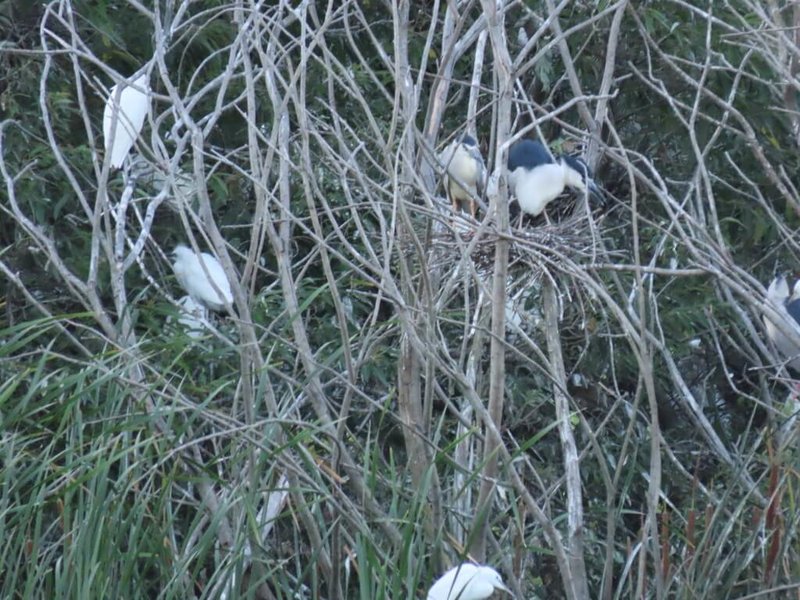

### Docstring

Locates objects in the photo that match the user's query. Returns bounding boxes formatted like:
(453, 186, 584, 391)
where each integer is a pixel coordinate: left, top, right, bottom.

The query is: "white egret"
(103, 72, 150, 170)
(427, 563, 510, 600)
(172, 245, 233, 311)
(507, 139, 603, 219)
(440, 134, 486, 218)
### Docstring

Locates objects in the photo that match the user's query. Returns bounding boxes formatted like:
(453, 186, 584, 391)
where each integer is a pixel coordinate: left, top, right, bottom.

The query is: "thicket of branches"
(1, 0, 799, 598)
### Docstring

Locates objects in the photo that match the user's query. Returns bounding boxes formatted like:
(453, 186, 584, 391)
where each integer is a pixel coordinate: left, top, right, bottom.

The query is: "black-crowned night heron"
(440, 134, 486, 218)
(507, 139, 603, 219)
(172, 245, 233, 311)
(103, 72, 150, 170)
(764, 275, 800, 451)
(764, 275, 800, 370)
(427, 564, 510, 600)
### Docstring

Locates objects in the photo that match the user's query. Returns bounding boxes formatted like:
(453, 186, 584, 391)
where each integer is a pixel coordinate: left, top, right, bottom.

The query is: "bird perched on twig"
(103, 72, 150, 170)
(764, 274, 800, 370)
(440, 134, 486, 219)
(427, 563, 510, 600)
(172, 245, 233, 312)
(507, 139, 604, 220)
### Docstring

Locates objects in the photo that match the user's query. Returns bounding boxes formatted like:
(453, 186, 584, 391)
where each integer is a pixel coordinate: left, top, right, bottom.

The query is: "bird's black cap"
(507, 139, 553, 170)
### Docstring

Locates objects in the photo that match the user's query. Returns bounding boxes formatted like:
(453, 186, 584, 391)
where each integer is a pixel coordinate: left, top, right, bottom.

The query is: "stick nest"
(427, 196, 613, 277)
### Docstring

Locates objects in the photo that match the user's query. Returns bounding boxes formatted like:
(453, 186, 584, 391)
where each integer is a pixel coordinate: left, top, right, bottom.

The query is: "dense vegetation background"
(1, 0, 799, 598)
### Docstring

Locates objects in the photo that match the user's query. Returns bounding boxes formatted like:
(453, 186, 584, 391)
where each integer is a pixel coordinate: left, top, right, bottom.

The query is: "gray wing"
(438, 142, 456, 193)
(466, 144, 487, 193)
(786, 297, 800, 326)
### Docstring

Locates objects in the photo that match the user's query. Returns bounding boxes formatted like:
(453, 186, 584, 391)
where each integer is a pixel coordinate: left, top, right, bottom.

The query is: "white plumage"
(103, 72, 150, 170)
(764, 275, 800, 370)
(176, 295, 208, 339)
(427, 563, 510, 600)
(507, 139, 602, 218)
(172, 245, 233, 311)
(508, 161, 583, 217)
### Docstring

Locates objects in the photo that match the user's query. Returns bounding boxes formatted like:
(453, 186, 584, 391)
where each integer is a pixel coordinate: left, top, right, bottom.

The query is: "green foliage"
(2, 0, 800, 597)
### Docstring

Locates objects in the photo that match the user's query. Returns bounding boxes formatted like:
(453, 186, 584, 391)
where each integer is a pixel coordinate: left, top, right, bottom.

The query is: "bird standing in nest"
(507, 139, 604, 222)
(440, 134, 486, 219)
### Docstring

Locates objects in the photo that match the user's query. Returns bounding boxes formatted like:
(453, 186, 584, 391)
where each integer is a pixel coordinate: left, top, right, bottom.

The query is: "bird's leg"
(451, 205, 460, 226)
(447, 190, 462, 231)
(447, 188, 458, 216)
(469, 199, 477, 219)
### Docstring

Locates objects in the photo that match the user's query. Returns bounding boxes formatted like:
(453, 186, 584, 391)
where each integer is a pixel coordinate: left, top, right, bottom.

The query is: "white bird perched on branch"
(764, 274, 800, 370)
(427, 563, 510, 600)
(440, 134, 486, 218)
(507, 139, 603, 219)
(172, 245, 233, 311)
(103, 72, 150, 170)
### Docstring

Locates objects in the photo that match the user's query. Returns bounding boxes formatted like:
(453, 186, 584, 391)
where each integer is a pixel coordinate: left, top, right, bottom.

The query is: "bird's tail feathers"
(768, 275, 791, 302)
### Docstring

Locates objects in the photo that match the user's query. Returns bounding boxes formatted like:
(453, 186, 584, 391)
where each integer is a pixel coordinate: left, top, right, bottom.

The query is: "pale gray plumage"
(440, 134, 486, 218)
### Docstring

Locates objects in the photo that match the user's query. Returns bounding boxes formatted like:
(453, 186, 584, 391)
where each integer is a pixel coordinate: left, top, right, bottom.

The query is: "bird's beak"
(497, 581, 512, 595)
(588, 180, 606, 208)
